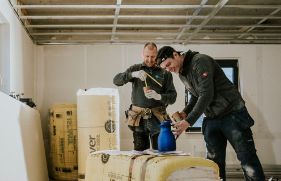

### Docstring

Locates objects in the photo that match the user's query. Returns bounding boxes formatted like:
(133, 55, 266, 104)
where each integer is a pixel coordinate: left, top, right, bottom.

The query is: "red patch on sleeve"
(202, 72, 208, 77)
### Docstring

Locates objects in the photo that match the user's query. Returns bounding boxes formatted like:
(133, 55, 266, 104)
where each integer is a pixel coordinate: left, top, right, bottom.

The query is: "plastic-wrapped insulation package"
(77, 88, 120, 181)
(49, 104, 78, 180)
(85, 150, 220, 181)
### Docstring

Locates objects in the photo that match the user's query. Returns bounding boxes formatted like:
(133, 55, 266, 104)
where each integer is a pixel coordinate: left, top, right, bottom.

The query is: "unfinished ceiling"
(9, 0, 281, 45)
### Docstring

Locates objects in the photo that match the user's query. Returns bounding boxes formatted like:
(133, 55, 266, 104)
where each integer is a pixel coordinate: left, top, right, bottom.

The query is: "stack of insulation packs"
(85, 150, 220, 181)
(77, 88, 120, 180)
(49, 104, 78, 180)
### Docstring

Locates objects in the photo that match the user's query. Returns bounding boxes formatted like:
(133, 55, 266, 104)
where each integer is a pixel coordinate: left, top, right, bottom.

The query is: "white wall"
(0, 0, 35, 98)
(0, 9, 10, 94)
(35, 44, 281, 165)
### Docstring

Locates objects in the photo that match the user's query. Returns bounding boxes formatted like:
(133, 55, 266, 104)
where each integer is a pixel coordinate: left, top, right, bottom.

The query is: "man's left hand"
(145, 90, 161, 100)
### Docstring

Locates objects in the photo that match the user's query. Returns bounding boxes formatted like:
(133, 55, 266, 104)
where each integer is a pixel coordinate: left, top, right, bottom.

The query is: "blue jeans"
(202, 107, 265, 181)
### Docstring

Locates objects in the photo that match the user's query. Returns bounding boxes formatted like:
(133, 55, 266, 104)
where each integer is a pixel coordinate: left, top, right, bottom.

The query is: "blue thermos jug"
(158, 120, 176, 152)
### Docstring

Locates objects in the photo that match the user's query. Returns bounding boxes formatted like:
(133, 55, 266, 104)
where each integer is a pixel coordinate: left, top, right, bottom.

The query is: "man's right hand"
(171, 111, 188, 139)
(131, 70, 147, 81)
(179, 112, 187, 119)
(173, 120, 190, 136)
(171, 111, 187, 122)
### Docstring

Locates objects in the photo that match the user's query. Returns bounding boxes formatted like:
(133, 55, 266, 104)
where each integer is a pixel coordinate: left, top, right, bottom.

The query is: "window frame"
(185, 59, 239, 133)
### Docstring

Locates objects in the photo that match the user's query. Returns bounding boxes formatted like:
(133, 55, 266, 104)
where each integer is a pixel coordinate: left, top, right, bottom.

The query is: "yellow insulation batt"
(85, 150, 220, 181)
(49, 104, 78, 180)
(77, 88, 120, 180)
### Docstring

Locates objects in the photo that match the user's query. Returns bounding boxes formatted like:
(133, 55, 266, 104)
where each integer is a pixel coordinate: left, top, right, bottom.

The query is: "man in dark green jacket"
(156, 46, 265, 181)
(113, 42, 177, 151)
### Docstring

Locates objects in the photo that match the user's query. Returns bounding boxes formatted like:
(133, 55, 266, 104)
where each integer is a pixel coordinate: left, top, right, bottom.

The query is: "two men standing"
(113, 43, 265, 181)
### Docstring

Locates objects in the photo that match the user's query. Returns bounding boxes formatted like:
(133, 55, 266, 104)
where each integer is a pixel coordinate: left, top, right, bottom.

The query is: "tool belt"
(126, 105, 169, 127)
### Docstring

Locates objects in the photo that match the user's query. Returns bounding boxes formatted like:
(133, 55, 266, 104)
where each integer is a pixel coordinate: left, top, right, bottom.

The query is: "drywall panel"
(0, 22, 10, 94)
(0, 92, 27, 180)
(0, 91, 48, 181)
(0, 0, 35, 98)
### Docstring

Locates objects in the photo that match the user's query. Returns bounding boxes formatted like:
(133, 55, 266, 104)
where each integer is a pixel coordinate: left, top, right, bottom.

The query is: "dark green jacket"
(180, 50, 245, 126)
(113, 63, 177, 108)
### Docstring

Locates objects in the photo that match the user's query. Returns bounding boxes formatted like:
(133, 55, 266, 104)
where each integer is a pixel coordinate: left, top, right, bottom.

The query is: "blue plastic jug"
(158, 120, 176, 152)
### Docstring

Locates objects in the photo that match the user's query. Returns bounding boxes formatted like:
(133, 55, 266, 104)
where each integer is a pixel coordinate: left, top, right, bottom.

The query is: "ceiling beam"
(19, 15, 203, 19)
(25, 24, 281, 29)
(188, 39, 281, 44)
(14, 4, 281, 9)
(30, 31, 281, 37)
(30, 32, 179, 36)
(35, 38, 281, 45)
(224, 5, 281, 9)
(14, 5, 213, 9)
(19, 15, 281, 20)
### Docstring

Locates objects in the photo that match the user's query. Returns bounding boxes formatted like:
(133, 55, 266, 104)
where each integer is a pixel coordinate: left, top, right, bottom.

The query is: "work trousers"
(202, 107, 265, 181)
(129, 115, 160, 151)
